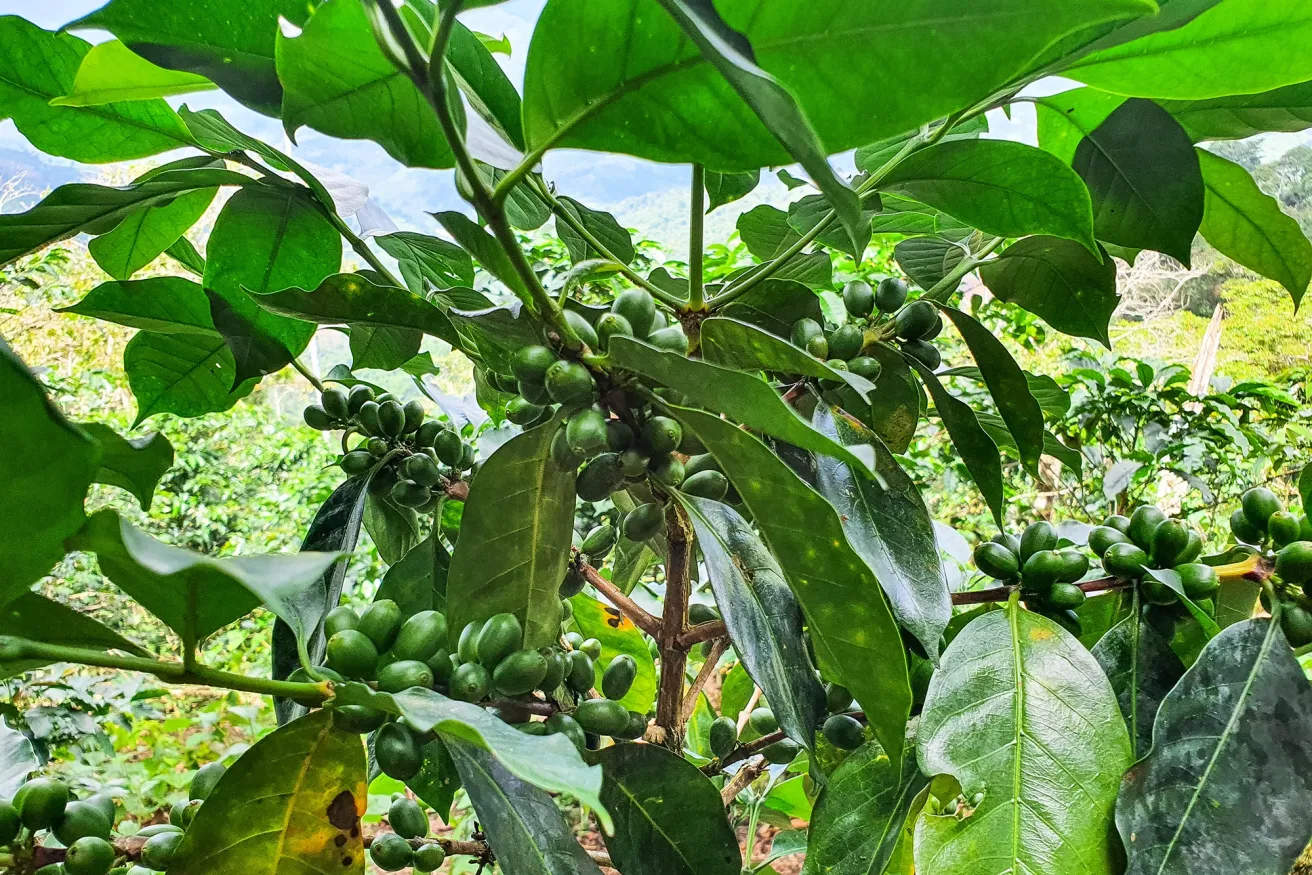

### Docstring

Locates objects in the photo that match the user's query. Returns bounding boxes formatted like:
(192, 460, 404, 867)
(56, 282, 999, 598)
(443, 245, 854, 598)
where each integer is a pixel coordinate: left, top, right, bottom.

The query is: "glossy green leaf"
(679, 495, 826, 748)
(976, 412, 1084, 473)
(595, 743, 741, 875)
(165, 235, 206, 276)
(363, 491, 422, 565)
(1026, 0, 1224, 75)
(444, 736, 604, 875)
(568, 594, 657, 714)
(938, 307, 1045, 477)
(813, 406, 952, 663)
(350, 327, 421, 372)
(717, 278, 823, 339)
(880, 140, 1098, 253)
(72, 509, 343, 652)
(1067, 0, 1312, 101)
(277, 0, 461, 169)
(172, 709, 367, 875)
(699, 316, 876, 401)
(555, 197, 635, 265)
(78, 422, 173, 509)
(0, 16, 193, 162)
(446, 19, 525, 150)
(941, 366, 1071, 418)
(0, 340, 101, 603)
(1197, 149, 1312, 305)
(1092, 611, 1184, 758)
(0, 168, 247, 269)
(1214, 576, 1261, 629)
(445, 418, 576, 652)
(1035, 87, 1127, 165)
(0, 591, 148, 679)
(123, 331, 257, 424)
(674, 406, 910, 764)
(376, 232, 475, 294)
(788, 194, 878, 260)
(735, 251, 835, 293)
(608, 336, 875, 476)
(205, 185, 342, 384)
(858, 345, 922, 455)
(377, 530, 449, 618)
(915, 600, 1132, 875)
(0, 717, 38, 797)
(459, 163, 552, 231)
(803, 739, 928, 875)
(737, 206, 800, 261)
(254, 273, 458, 347)
(433, 210, 527, 295)
(51, 38, 214, 106)
(89, 188, 215, 281)
(1117, 616, 1312, 875)
(448, 303, 546, 377)
(894, 237, 968, 291)
(979, 236, 1120, 346)
(1145, 568, 1222, 639)
(59, 277, 216, 335)
(706, 170, 760, 212)
(1070, 98, 1205, 264)
(405, 737, 460, 823)
(1161, 81, 1312, 141)
(912, 362, 1004, 527)
(869, 195, 971, 239)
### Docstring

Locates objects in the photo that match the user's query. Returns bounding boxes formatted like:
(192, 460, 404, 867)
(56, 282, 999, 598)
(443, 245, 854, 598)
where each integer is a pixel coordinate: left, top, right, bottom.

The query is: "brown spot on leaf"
(334, 835, 347, 847)
(341, 856, 352, 867)
(326, 791, 358, 831)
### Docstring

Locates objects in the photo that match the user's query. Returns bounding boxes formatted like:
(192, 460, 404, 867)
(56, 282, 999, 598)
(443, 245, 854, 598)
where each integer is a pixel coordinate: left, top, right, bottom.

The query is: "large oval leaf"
(979, 236, 1119, 347)
(1092, 611, 1184, 759)
(1117, 616, 1312, 875)
(910, 361, 1004, 527)
(915, 599, 1132, 875)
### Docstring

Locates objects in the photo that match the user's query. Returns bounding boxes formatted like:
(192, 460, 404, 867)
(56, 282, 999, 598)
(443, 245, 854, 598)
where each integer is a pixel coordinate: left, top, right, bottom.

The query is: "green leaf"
(717, 279, 823, 339)
(1197, 149, 1312, 305)
(813, 406, 952, 663)
(0, 591, 148, 679)
(71, 509, 343, 652)
(70, 0, 316, 115)
(699, 316, 876, 402)
(376, 232, 475, 294)
(594, 743, 741, 875)
(705, 169, 760, 212)
(0, 718, 38, 797)
(1145, 567, 1222, 640)
(445, 19, 525, 151)
(788, 194, 878, 260)
(350, 327, 421, 372)
(165, 235, 206, 277)
(51, 39, 213, 106)
(938, 307, 1045, 477)
(857, 345, 922, 455)
(737, 206, 800, 261)
(172, 710, 367, 875)
(58, 277, 216, 335)
(1116, 616, 1312, 875)
(916, 600, 1132, 875)
(123, 331, 257, 424)
(1035, 87, 1127, 165)
(678, 495, 826, 748)
(674, 406, 910, 764)
(0, 340, 100, 603)
(253, 273, 458, 348)
(459, 163, 552, 231)
(894, 237, 968, 291)
(277, 0, 461, 169)
(1067, 0, 1312, 101)
(608, 336, 876, 476)
(89, 188, 215, 281)
(568, 594, 657, 714)
(879, 139, 1098, 253)
(979, 237, 1120, 346)
(444, 736, 604, 875)
(1161, 81, 1312, 141)
(448, 303, 547, 377)
(522, 0, 1153, 167)
(377, 530, 449, 617)
(1092, 612, 1185, 759)
(940, 366, 1071, 418)
(803, 740, 928, 875)
(404, 737, 460, 823)
(1070, 98, 1205, 264)
(555, 197, 635, 265)
(976, 412, 1084, 473)
(912, 362, 1004, 527)
(0, 168, 247, 269)
(445, 418, 576, 652)
(78, 422, 173, 509)
(434, 210, 527, 296)
(869, 195, 973, 239)
(364, 491, 422, 565)
(0, 16, 193, 163)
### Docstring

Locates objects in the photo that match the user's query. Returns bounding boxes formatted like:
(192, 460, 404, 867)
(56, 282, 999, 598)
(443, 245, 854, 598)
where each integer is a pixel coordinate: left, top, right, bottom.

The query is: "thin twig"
(735, 687, 763, 735)
(688, 164, 706, 310)
(290, 357, 324, 392)
(681, 638, 728, 722)
(720, 756, 767, 806)
(581, 563, 662, 637)
(677, 620, 727, 649)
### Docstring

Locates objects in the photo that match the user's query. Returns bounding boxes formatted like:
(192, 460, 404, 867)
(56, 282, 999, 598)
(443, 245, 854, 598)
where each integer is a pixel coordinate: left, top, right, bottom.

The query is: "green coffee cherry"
(643, 417, 683, 454)
(623, 503, 665, 542)
(612, 290, 657, 338)
(842, 280, 874, 318)
(544, 360, 595, 405)
(403, 400, 426, 433)
(477, 613, 524, 666)
(303, 405, 335, 430)
(1242, 487, 1282, 531)
(602, 655, 637, 700)
(340, 450, 374, 476)
(1018, 521, 1058, 562)
(347, 384, 375, 415)
(413, 843, 447, 873)
(648, 325, 690, 355)
(513, 345, 557, 385)
(682, 470, 729, 500)
(974, 541, 1019, 580)
(564, 309, 600, 349)
(875, 277, 909, 313)
(1103, 542, 1150, 579)
(790, 318, 824, 350)
(894, 300, 936, 340)
(827, 324, 864, 361)
(1128, 506, 1167, 551)
(189, 761, 226, 801)
(566, 408, 610, 458)
(371, 832, 415, 872)
(326, 630, 379, 680)
(822, 714, 865, 750)
(709, 716, 737, 759)
(748, 707, 777, 735)
(358, 599, 404, 651)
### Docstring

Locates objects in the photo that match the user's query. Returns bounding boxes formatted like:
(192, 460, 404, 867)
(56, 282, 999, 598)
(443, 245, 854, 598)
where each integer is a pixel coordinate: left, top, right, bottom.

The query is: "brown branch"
(582, 562, 662, 637)
(444, 478, 470, 502)
(951, 576, 1134, 606)
(655, 503, 693, 751)
(720, 755, 767, 806)
(678, 620, 727, 648)
(681, 638, 728, 722)
(707, 730, 786, 775)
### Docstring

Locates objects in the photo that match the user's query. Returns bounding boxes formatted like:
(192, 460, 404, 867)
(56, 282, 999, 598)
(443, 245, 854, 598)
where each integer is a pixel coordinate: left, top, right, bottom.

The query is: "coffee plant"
(3, 1, 1312, 874)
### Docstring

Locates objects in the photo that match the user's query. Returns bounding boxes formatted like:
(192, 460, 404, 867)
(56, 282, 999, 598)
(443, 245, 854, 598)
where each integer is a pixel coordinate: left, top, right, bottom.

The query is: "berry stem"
(688, 164, 707, 311)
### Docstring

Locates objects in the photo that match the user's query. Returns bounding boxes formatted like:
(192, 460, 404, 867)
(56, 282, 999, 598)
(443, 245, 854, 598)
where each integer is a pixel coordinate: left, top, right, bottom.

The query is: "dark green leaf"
(254, 273, 458, 347)
(894, 237, 967, 291)
(699, 316, 876, 401)
(1161, 81, 1312, 141)
(1144, 567, 1222, 640)
(0, 340, 100, 603)
(705, 169, 760, 212)
(607, 336, 875, 476)
(1034, 87, 1127, 165)
(975, 412, 1083, 473)
(78, 422, 173, 509)
(123, 331, 257, 425)
(737, 206, 800, 261)
(0, 16, 193, 162)
(1070, 98, 1204, 264)
(350, 326, 422, 371)
(917, 600, 1132, 875)
(172, 710, 367, 874)
(595, 743, 741, 875)
(1117, 616, 1312, 875)
(731, 251, 834, 293)
(405, 738, 460, 823)
(0, 719, 37, 797)
(434, 210, 527, 295)
(939, 366, 1071, 417)
(0, 591, 148, 679)
(165, 236, 206, 276)
(446, 19, 525, 150)
(377, 530, 449, 617)
(788, 194, 877, 260)
(449, 304, 548, 377)
(445, 418, 576, 652)
(567, 595, 657, 714)
(1197, 149, 1312, 305)
(979, 236, 1120, 346)
(678, 495, 826, 748)
(869, 195, 968, 238)
(363, 491, 422, 565)
(277, 0, 461, 169)
(457, 163, 552, 231)
(674, 406, 910, 764)
(855, 116, 988, 175)
(717, 279, 823, 339)
(912, 362, 1004, 527)
(803, 739, 928, 875)
(89, 188, 215, 280)
(813, 406, 951, 662)
(555, 197, 635, 265)
(859, 345, 922, 455)
(1092, 612, 1185, 758)
(58, 277, 215, 335)
(376, 231, 475, 294)
(50, 38, 214, 106)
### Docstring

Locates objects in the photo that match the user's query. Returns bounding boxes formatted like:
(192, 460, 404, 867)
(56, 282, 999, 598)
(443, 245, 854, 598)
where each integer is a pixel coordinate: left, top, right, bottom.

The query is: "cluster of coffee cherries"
(0, 762, 225, 874)
(702, 680, 868, 770)
(1232, 487, 1312, 646)
(974, 521, 1092, 634)
(303, 385, 475, 513)
(368, 796, 446, 872)
(789, 277, 944, 378)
